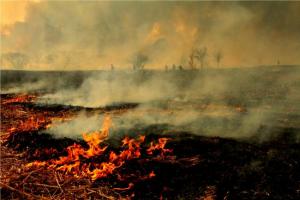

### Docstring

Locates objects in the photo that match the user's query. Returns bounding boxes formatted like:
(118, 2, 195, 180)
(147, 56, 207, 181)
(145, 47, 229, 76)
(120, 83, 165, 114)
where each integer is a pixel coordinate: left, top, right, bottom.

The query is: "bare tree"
(132, 53, 148, 71)
(188, 50, 196, 69)
(195, 47, 207, 70)
(3, 52, 29, 69)
(214, 50, 223, 67)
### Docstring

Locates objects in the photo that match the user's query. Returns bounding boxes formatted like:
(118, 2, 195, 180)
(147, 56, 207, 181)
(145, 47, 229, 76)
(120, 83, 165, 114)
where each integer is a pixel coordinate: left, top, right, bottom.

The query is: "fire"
(4, 113, 71, 141)
(5, 115, 47, 138)
(81, 115, 111, 158)
(147, 137, 173, 157)
(1, 94, 72, 140)
(1, 94, 36, 104)
(26, 115, 172, 182)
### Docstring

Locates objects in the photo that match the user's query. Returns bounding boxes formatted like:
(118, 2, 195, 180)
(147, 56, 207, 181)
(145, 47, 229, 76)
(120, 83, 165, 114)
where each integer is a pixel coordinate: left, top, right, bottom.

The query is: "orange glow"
(145, 22, 162, 44)
(0, 1, 28, 26)
(0, 0, 40, 35)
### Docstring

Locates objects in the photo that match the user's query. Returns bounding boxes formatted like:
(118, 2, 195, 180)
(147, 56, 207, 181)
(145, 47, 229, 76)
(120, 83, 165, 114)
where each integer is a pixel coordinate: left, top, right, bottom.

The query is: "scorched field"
(1, 66, 300, 199)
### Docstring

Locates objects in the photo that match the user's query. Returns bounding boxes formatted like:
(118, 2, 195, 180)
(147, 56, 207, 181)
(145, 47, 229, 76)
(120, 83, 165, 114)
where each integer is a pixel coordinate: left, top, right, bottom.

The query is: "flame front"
(26, 115, 171, 181)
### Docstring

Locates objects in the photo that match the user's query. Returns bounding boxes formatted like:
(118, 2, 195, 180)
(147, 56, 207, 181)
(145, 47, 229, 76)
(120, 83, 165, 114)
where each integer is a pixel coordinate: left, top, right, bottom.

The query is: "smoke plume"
(1, 1, 300, 70)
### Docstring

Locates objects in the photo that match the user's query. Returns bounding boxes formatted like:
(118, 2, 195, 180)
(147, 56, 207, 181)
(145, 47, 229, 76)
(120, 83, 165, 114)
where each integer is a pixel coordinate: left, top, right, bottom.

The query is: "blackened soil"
(5, 129, 300, 200)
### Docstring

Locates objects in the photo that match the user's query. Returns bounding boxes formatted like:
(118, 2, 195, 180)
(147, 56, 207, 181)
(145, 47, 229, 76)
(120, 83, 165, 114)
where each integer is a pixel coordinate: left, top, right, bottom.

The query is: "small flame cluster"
(7, 116, 47, 135)
(1, 94, 36, 105)
(1, 94, 72, 139)
(26, 116, 172, 181)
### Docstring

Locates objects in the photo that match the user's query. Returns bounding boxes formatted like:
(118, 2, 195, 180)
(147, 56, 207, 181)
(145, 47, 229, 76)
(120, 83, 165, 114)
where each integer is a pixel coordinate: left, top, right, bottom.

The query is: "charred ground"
(1, 66, 300, 199)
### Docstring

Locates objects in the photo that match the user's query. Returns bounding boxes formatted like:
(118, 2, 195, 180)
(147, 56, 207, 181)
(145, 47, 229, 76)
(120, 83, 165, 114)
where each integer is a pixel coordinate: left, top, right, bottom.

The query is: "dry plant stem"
(0, 181, 49, 200)
(31, 183, 60, 189)
(54, 171, 64, 193)
(22, 168, 43, 183)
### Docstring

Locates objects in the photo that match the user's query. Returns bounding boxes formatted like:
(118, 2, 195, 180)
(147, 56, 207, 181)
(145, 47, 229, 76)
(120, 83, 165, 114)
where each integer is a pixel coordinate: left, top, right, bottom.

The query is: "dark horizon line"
(1, 64, 300, 72)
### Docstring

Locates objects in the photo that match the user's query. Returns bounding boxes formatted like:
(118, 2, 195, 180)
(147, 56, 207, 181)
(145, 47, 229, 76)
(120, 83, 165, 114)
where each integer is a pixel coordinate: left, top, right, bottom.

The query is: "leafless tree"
(132, 53, 148, 70)
(188, 50, 196, 69)
(3, 52, 29, 69)
(195, 47, 207, 70)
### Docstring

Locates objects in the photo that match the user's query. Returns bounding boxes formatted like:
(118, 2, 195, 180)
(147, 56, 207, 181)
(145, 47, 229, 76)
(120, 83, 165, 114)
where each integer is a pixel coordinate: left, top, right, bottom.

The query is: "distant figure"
(111, 64, 114, 71)
(178, 65, 183, 70)
(277, 60, 280, 65)
(214, 50, 223, 68)
(165, 65, 169, 71)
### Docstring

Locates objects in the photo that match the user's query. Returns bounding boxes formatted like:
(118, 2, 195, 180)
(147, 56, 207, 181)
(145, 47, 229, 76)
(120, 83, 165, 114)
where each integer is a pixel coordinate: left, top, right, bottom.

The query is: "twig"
(54, 171, 64, 193)
(42, 185, 53, 199)
(0, 181, 45, 199)
(86, 188, 96, 194)
(22, 168, 43, 183)
(30, 183, 60, 189)
(113, 183, 134, 191)
(96, 188, 116, 200)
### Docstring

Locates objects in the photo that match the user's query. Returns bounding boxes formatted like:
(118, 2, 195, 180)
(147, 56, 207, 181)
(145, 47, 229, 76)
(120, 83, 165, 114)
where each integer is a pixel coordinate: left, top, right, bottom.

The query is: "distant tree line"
(1, 52, 29, 69)
(188, 47, 223, 70)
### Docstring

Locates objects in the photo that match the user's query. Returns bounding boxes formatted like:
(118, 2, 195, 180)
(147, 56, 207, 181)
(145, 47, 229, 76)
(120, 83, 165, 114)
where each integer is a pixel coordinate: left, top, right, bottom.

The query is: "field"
(1, 66, 300, 199)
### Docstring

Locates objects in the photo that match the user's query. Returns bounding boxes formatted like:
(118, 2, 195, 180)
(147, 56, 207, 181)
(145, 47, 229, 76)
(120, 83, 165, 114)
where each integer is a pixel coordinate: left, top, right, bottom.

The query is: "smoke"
(1, 79, 47, 94)
(1, 1, 300, 70)
(47, 113, 104, 139)
(38, 72, 178, 107)
(47, 100, 294, 142)
(41, 67, 299, 142)
(1, 1, 299, 142)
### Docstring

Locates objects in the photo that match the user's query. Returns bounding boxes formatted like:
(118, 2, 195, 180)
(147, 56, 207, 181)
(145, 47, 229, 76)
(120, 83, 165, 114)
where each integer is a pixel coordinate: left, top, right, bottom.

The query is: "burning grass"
(25, 115, 172, 182)
(1, 93, 300, 199)
(1, 94, 73, 142)
(0, 94, 175, 199)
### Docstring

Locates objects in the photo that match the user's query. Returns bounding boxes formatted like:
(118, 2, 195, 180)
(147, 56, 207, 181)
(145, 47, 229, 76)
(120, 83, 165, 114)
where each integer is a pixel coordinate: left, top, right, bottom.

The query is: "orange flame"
(1, 94, 36, 104)
(2, 94, 72, 139)
(147, 138, 172, 157)
(26, 115, 171, 182)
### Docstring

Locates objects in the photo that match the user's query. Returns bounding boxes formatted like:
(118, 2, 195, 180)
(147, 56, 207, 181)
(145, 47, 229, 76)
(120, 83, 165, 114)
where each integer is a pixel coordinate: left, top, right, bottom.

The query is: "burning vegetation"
(25, 115, 171, 182)
(0, 93, 176, 199)
(1, 94, 71, 141)
(1, 67, 300, 199)
(1, 1, 300, 199)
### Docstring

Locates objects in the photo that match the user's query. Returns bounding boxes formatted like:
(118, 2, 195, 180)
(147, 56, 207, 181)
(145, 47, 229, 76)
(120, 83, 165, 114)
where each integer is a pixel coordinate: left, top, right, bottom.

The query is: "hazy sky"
(1, 1, 300, 70)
